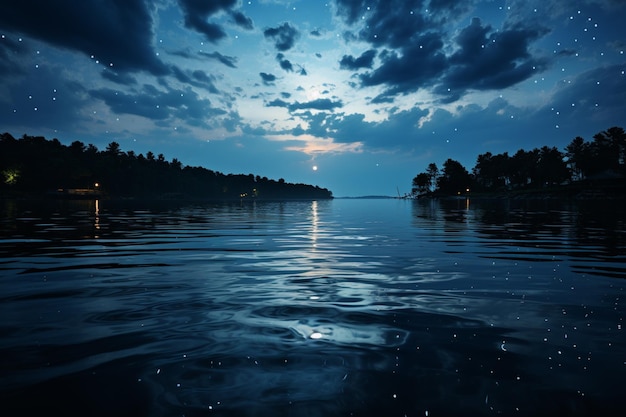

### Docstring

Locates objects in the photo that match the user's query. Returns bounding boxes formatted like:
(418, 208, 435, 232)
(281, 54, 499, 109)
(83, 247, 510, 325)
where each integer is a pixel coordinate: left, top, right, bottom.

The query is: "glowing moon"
(312, 165, 318, 171)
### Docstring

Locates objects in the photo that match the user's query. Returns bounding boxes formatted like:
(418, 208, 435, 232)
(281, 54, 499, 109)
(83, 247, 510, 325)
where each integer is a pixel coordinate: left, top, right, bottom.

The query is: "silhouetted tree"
(437, 159, 472, 194)
(105, 141, 121, 155)
(509, 149, 539, 188)
(537, 146, 569, 186)
(426, 163, 439, 192)
(412, 125, 625, 196)
(565, 136, 590, 181)
(0, 132, 332, 199)
(69, 140, 86, 154)
(473, 152, 510, 190)
(591, 126, 625, 173)
(412, 173, 430, 195)
(171, 158, 182, 170)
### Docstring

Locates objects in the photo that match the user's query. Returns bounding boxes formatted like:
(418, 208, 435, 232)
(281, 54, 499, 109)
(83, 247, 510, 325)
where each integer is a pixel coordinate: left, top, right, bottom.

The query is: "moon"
(312, 165, 318, 171)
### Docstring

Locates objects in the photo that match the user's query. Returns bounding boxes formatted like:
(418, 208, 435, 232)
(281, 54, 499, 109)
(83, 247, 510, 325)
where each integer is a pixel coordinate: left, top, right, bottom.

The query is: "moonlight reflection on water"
(0, 198, 624, 416)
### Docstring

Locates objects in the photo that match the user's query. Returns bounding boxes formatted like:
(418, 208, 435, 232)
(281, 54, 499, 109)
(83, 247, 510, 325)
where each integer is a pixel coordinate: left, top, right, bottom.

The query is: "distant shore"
(415, 178, 626, 201)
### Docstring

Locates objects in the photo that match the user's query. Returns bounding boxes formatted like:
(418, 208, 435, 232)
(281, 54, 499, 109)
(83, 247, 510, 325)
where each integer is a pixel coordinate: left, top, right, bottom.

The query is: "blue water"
(0, 198, 624, 416)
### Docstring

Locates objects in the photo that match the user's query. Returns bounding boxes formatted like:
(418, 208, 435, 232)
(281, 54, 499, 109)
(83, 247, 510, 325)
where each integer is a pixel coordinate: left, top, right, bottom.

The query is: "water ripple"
(1, 198, 625, 416)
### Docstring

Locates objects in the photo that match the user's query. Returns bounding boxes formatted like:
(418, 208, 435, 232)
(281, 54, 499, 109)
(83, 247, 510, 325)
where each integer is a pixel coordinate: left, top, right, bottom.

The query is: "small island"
(0, 133, 333, 201)
(410, 126, 626, 200)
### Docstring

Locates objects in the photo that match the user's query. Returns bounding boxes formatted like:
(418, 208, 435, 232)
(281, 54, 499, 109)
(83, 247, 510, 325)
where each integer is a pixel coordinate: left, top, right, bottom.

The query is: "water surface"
(1, 198, 624, 416)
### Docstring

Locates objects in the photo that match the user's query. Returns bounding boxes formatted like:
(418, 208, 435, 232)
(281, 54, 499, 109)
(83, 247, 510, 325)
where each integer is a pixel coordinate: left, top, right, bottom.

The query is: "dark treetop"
(411, 126, 626, 199)
(0, 133, 333, 200)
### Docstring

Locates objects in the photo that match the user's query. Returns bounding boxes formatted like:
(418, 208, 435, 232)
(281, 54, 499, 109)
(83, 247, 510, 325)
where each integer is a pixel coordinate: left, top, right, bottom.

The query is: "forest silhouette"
(412, 126, 626, 198)
(0, 133, 333, 200)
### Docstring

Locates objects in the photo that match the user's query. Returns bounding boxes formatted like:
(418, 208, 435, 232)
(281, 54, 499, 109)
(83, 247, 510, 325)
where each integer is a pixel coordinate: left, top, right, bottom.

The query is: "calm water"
(0, 198, 624, 417)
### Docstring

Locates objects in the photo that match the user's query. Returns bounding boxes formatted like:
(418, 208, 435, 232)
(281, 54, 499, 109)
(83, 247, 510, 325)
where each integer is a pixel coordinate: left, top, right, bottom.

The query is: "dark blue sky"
(1, 0, 625, 196)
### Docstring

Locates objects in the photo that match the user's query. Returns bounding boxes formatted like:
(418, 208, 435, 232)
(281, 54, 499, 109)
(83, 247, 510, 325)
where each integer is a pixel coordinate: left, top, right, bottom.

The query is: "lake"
(0, 197, 624, 416)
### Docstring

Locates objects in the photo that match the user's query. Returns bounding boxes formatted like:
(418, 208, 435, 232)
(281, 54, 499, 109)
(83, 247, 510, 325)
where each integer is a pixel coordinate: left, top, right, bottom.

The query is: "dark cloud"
(0, 65, 90, 129)
(264, 23, 300, 51)
(289, 111, 330, 138)
(359, 33, 447, 94)
(178, 0, 252, 42)
(101, 69, 138, 86)
(170, 66, 219, 94)
(543, 64, 626, 124)
(90, 85, 225, 123)
(267, 98, 290, 108)
(334, 0, 369, 25)
(439, 18, 549, 97)
(169, 49, 195, 59)
(0, 0, 168, 75)
(276, 53, 294, 72)
(336, 3, 550, 103)
(293, 106, 430, 149)
(199, 51, 238, 68)
(0, 35, 27, 77)
(335, 0, 427, 48)
(260, 72, 277, 85)
(339, 50, 376, 70)
(310, 29, 322, 37)
(427, 0, 473, 22)
(556, 49, 577, 57)
(289, 99, 343, 112)
(170, 49, 238, 68)
(91, 86, 165, 120)
(230, 10, 254, 30)
(221, 110, 244, 133)
(274, 53, 307, 75)
(266, 98, 343, 112)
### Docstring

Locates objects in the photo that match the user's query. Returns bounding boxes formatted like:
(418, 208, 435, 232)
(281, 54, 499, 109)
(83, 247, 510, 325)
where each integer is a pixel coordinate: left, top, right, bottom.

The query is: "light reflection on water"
(0, 198, 625, 416)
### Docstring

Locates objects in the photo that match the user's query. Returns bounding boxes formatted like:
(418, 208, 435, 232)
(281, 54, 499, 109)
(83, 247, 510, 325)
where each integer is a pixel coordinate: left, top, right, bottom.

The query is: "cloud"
(266, 98, 344, 112)
(289, 99, 344, 112)
(0, 36, 28, 77)
(295, 106, 431, 149)
(178, 0, 252, 42)
(335, 0, 428, 48)
(542, 64, 626, 126)
(0, 64, 91, 130)
(170, 49, 238, 68)
(260, 72, 277, 85)
(101, 69, 138, 86)
(199, 51, 238, 68)
(336, 3, 551, 103)
(438, 18, 549, 98)
(339, 50, 376, 70)
(264, 23, 300, 51)
(276, 53, 294, 72)
(359, 34, 447, 95)
(90, 85, 225, 123)
(267, 98, 290, 108)
(230, 10, 254, 30)
(170, 66, 219, 94)
(0, 0, 168, 75)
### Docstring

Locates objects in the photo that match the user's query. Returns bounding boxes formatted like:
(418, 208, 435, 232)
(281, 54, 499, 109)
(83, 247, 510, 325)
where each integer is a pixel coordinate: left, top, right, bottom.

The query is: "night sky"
(1, 0, 625, 196)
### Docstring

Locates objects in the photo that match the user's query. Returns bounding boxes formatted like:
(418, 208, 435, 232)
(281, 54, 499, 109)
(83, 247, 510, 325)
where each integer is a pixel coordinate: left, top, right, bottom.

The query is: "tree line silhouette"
(0, 133, 333, 200)
(412, 126, 626, 197)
